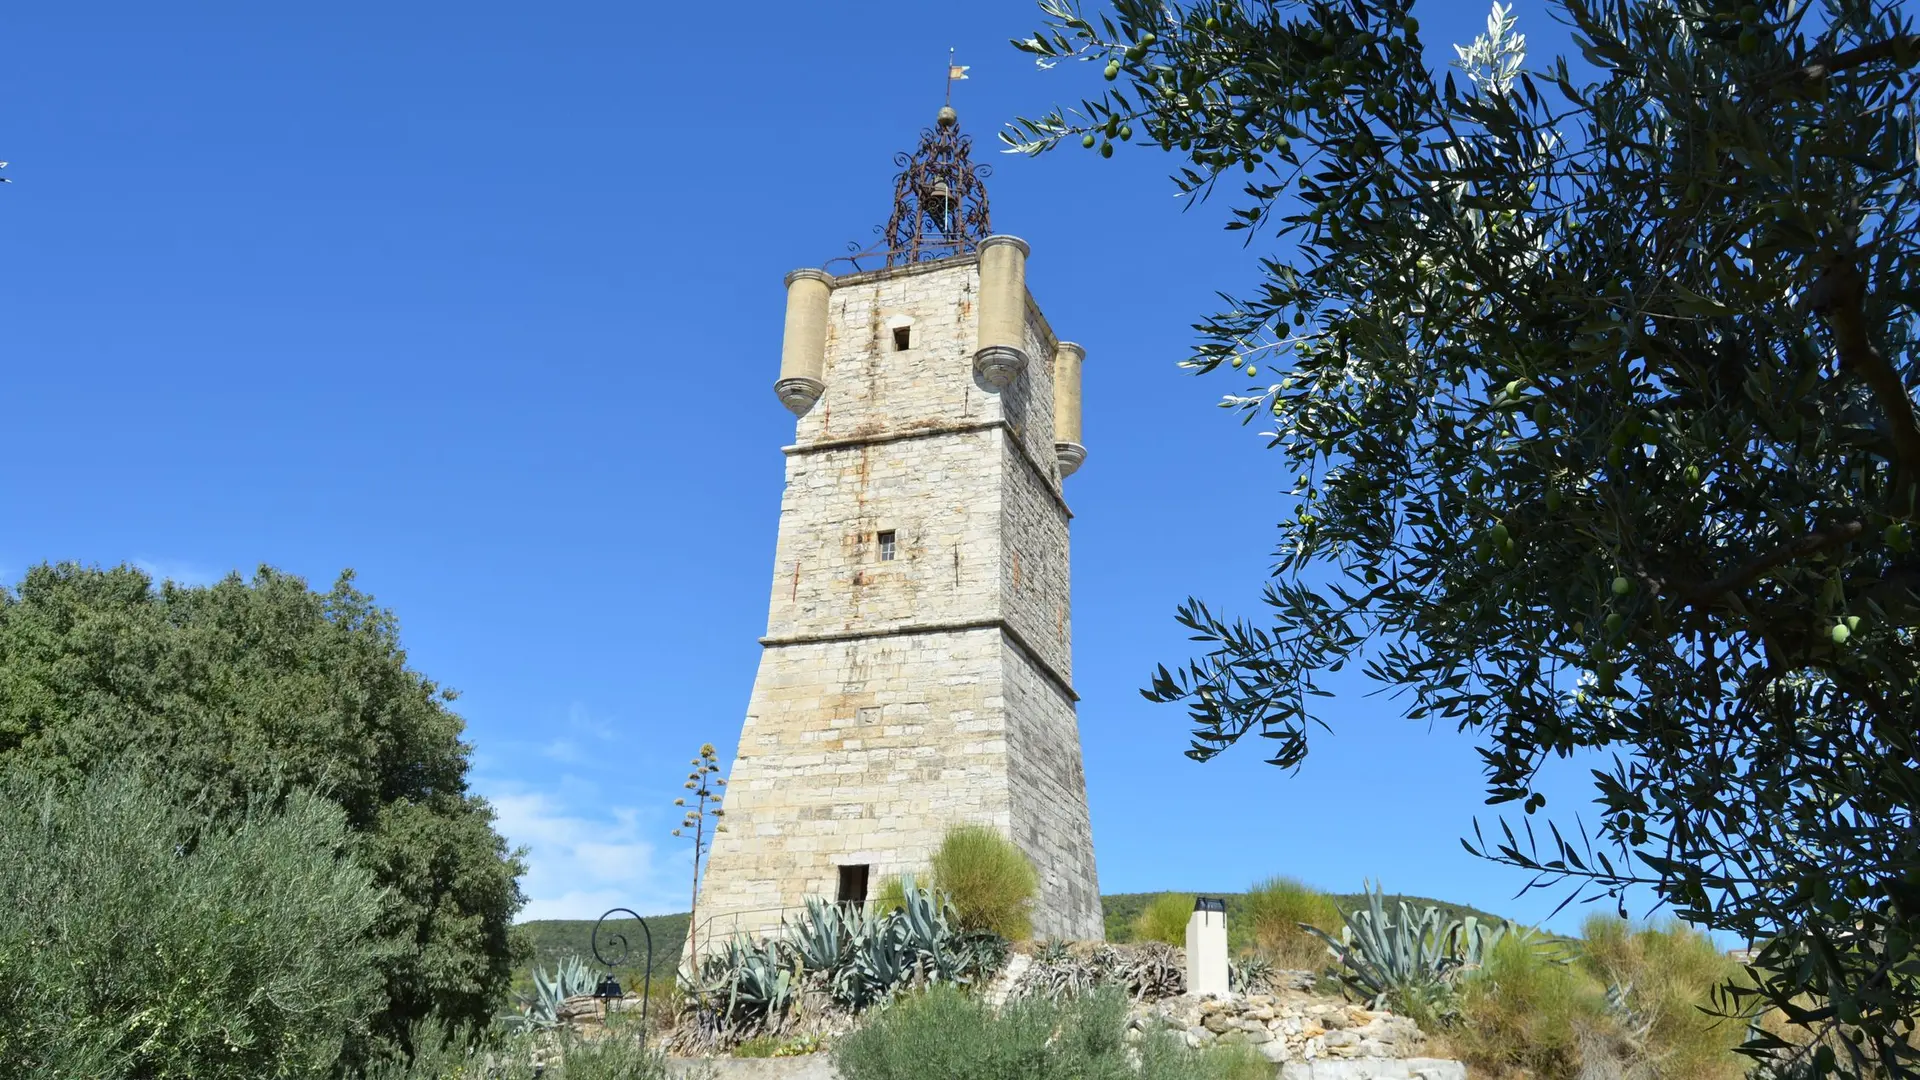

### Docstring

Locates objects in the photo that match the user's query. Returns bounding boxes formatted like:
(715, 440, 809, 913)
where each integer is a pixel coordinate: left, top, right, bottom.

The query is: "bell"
(925, 178, 955, 226)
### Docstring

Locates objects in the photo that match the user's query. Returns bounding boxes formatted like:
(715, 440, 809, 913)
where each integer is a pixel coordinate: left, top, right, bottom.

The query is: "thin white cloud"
(564, 702, 618, 742)
(483, 784, 684, 921)
(132, 557, 231, 588)
(541, 739, 586, 764)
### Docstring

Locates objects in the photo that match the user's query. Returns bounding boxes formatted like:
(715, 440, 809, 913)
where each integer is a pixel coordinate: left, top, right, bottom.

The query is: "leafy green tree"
(0, 563, 526, 1057)
(0, 761, 386, 1080)
(1009, 0, 1919, 1072)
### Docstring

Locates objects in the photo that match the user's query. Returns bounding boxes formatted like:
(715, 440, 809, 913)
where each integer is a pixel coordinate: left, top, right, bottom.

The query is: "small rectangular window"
(892, 326, 912, 351)
(837, 864, 870, 907)
(877, 530, 896, 562)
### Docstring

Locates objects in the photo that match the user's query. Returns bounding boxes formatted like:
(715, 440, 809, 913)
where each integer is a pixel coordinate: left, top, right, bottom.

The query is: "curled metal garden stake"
(591, 907, 653, 1045)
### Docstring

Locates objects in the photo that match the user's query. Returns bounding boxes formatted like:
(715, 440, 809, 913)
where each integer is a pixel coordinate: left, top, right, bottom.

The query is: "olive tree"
(1008, 0, 1920, 1072)
(0, 564, 526, 1061)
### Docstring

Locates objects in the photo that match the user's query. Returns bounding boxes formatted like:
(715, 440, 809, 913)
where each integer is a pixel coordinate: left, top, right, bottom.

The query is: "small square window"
(877, 530, 897, 562)
(837, 864, 870, 907)
(892, 326, 912, 351)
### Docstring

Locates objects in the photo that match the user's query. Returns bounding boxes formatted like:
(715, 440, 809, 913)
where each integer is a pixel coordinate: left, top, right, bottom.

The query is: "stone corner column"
(1053, 340, 1087, 478)
(973, 235, 1031, 391)
(776, 267, 834, 416)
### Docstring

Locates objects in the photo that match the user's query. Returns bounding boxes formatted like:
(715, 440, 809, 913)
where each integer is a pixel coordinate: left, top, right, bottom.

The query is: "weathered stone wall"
(696, 250, 1101, 945)
(1001, 637, 1102, 938)
(763, 429, 1002, 641)
(696, 629, 1014, 941)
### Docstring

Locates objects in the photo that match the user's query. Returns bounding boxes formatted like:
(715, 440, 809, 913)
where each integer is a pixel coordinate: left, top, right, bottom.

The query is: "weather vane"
(946, 48, 969, 106)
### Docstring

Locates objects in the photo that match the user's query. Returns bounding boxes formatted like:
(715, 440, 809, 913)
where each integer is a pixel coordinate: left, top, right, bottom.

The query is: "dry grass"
(929, 825, 1039, 941)
(1133, 893, 1197, 946)
(1236, 877, 1343, 970)
(1577, 917, 1748, 1080)
(874, 874, 909, 916)
(1449, 933, 1609, 1080)
(1446, 918, 1750, 1080)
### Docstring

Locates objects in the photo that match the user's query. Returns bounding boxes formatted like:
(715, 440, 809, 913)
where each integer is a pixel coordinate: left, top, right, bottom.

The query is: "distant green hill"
(511, 911, 689, 1000)
(1100, 891, 1510, 945)
(511, 889, 1511, 996)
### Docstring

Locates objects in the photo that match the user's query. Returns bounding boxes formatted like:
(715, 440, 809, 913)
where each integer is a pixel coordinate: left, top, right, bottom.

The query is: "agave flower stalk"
(673, 742, 728, 966)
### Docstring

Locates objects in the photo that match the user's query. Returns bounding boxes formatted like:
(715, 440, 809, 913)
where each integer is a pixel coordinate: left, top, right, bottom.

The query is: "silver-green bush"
(0, 762, 386, 1079)
(835, 985, 1267, 1080)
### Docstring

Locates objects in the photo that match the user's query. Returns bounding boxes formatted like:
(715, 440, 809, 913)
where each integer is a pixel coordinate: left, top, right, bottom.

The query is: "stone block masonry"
(695, 249, 1102, 945)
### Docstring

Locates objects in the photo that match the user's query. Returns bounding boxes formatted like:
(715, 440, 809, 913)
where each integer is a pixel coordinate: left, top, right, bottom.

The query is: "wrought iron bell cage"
(840, 106, 993, 271)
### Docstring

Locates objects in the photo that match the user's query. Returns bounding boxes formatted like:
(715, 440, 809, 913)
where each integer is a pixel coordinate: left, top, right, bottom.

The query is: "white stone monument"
(1187, 896, 1230, 997)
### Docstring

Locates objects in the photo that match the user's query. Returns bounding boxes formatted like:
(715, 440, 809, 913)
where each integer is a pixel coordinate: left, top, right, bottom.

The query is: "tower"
(692, 105, 1101, 945)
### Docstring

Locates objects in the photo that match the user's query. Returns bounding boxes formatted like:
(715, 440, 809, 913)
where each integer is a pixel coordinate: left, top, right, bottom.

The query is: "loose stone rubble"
(1128, 990, 1424, 1064)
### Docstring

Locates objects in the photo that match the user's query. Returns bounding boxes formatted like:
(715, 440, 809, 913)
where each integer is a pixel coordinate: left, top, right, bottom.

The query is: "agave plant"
(1122, 942, 1185, 1001)
(1303, 882, 1507, 1013)
(682, 933, 800, 1040)
(1033, 938, 1074, 966)
(839, 909, 913, 1010)
(1016, 941, 1104, 1002)
(1229, 953, 1275, 995)
(686, 879, 1011, 1038)
(949, 928, 1011, 983)
(503, 954, 600, 1032)
(784, 896, 850, 978)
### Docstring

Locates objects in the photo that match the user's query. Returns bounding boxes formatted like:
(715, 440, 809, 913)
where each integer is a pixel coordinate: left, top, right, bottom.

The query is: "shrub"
(835, 984, 1265, 1080)
(368, 1024, 667, 1080)
(1577, 917, 1748, 1080)
(1238, 877, 1343, 969)
(874, 873, 910, 915)
(1448, 933, 1608, 1080)
(0, 761, 386, 1080)
(928, 825, 1039, 940)
(0, 564, 526, 1054)
(545, 1033, 671, 1080)
(1133, 892, 1196, 946)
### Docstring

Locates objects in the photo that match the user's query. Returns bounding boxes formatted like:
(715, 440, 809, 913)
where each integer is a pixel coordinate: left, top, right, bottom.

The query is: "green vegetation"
(1102, 889, 1506, 951)
(835, 985, 1268, 1080)
(1013, 0, 1920, 1063)
(874, 874, 909, 916)
(1450, 934, 1604, 1080)
(0, 564, 525, 1055)
(929, 825, 1040, 940)
(1576, 917, 1747, 1080)
(1240, 877, 1344, 969)
(366, 1020, 669, 1080)
(680, 881, 1007, 1049)
(1346, 916, 1748, 1080)
(869, 825, 1040, 939)
(0, 762, 386, 1079)
(1132, 892, 1198, 946)
(511, 913, 688, 999)
(1306, 884, 1508, 1024)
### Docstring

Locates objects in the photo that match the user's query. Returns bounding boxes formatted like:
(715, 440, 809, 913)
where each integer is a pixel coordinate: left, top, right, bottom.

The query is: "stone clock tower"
(692, 105, 1102, 944)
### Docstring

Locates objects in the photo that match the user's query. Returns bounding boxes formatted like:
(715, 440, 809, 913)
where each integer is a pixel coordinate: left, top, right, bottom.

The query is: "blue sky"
(3, 0, 1640, 930)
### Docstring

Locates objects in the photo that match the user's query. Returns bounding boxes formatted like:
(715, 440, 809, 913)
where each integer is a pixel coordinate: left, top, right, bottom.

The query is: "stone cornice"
(783, 421, 1072, 521)
(759, 618, 1079, 704)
